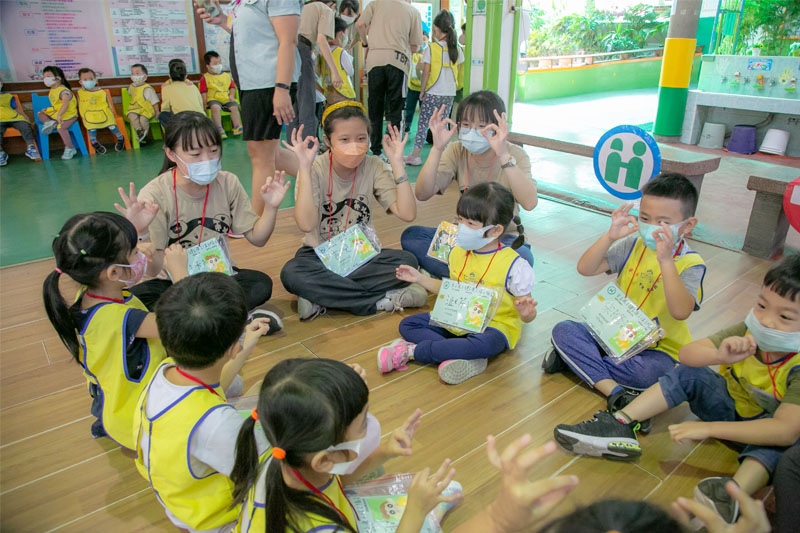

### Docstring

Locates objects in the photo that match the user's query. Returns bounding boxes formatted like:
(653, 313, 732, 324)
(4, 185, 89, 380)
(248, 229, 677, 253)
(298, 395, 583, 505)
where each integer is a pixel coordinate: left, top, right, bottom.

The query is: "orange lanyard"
(764, 352, 794, 400)
(327, 152, 358, 242)
(456, 243, 501, 287)
(624, 241, 683, 310)
(173, 167, 210, 243)
(292, 470, 359, 522)
(462, 153, 497, 192)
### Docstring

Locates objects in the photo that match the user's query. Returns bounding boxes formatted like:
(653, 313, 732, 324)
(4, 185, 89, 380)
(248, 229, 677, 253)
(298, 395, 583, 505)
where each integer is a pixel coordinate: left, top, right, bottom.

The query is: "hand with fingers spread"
(671, 481, 770, 533)
(382, 124, 409, 166)
(514, 296, 538, 322)
(429, 104, 457, 150)
(194, 1, 225, 26)
(402, 459, 459, 530)
(717, 335, 757, 364)
(384, 408, 422, 457)
(282, 125, 319, 169)
(115, 182, 159, 235)
(260, 170, 291, 209)
(608, 203, 639, 241)
(482, 109, 510, 157)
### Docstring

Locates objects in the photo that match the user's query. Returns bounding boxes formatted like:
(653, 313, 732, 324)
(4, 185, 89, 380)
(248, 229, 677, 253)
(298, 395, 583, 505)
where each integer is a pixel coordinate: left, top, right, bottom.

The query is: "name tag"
(314, 223, 380, 277)
(430, 279, 497, 334)
(426, 221, 457, 264)
(187, 236, 235, 276)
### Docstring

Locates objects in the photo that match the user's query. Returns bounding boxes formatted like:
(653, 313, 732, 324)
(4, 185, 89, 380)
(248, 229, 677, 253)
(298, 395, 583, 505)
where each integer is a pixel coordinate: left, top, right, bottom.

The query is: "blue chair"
(31, 93, 88, 160)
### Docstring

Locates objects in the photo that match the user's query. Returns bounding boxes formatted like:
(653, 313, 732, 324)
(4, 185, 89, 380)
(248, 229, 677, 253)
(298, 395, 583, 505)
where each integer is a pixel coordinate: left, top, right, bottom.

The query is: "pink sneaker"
(377, 339, 415, 373)
(437, 359, 488, 384)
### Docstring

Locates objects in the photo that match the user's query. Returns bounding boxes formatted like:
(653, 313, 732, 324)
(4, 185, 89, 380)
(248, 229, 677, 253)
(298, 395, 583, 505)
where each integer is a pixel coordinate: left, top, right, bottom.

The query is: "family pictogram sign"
(593, 125, 662, 200)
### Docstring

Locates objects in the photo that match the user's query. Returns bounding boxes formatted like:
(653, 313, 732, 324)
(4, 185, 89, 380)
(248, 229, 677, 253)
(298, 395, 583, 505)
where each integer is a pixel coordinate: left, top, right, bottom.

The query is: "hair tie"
(321, 100, 366, 127)
(80, 249, 87, 255)
(272, 447, 286, 460)
(250, 408, 258, 421)
(54, 267, 63, 274)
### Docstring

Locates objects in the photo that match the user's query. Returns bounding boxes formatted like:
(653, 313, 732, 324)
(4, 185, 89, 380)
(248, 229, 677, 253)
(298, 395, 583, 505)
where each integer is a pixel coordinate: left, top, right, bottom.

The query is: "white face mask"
(340, 14, 355, 25)
(210, 64, 223, 74)
(131, 74, 146, 84)
(43, 76, 57, 87)
(326, 413, 381, 475)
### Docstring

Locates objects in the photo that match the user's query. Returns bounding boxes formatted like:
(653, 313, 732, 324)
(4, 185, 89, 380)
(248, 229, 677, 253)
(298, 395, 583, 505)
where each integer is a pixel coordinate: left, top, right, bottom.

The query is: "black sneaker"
(607, 389, 652, 434)
(694, 477, 739, 525)
(542, 348, 569, 374)
(115, 138, 125, 151)
(248, 309, 283, 336)
(92, 141, 107, 154)
(554, 410, 642, 461)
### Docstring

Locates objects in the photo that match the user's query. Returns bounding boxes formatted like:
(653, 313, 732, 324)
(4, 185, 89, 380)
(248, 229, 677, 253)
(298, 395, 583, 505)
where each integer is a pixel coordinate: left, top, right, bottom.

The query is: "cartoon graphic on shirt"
(169, 214, 233, 247)
(319, 194, 370, 238)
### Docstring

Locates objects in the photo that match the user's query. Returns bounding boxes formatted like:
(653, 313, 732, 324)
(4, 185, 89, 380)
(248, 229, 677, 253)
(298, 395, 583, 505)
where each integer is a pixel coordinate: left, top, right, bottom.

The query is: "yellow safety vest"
(616, 238, 705, 360)
(134, 361, 239, 530)
(719, 342, 799, 419)
(236, 453, 357, 533)
(0, 93, 25, 122)
(44, 85, 77, 120)
(128, 84, 155, 119)
(425, 41, 459, 91)
(77, 89, 115, 129)
(320, 47, 356, 100)
(203, 72, 233, 104)
(456, 45, 465, 91)
(77, 289, 166, 450)
(448, 246, 524, 349)
(408, 51, 423, 91)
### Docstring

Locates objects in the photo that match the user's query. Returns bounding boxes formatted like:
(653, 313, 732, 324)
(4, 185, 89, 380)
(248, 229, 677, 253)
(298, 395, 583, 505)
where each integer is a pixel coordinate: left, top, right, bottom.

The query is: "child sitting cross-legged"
(554, 255, 800, 526)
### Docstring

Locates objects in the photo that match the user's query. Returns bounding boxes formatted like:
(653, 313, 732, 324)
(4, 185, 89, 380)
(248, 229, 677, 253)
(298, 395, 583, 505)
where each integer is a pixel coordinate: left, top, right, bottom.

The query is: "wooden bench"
(743, 167, 800, 259)
(507, 132, 722, 196)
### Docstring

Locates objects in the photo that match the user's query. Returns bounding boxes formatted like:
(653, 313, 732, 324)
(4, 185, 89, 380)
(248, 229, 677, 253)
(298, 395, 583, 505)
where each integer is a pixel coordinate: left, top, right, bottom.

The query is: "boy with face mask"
(199, 50, 242, 139)
(554, 255, 800, 526)
(126, 63, 160, 144)
(544, 173, 706, 418)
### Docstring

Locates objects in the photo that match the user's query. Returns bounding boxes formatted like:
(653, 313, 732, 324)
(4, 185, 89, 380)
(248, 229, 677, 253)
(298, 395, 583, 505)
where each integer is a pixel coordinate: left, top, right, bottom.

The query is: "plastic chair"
(121, 87, 162, 150)
(2, 94, 42, 154)
(205, 87, 241, 133)
(31, 93, 88, 160)
(83, 89, 132, 155)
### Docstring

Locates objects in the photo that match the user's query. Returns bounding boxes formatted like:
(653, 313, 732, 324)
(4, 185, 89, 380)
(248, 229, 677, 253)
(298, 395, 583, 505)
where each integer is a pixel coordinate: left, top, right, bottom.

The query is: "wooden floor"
(0, 188, 771, 532)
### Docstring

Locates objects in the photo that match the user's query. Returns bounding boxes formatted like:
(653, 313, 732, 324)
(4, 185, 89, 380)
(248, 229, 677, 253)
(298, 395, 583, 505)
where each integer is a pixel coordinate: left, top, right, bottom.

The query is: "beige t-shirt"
(298, 2, 335, 44)
(140, 169, 259, 277)
(303, 154, 398, 247)
(361, 0, 423, 75)
(433, 142, 533, 234)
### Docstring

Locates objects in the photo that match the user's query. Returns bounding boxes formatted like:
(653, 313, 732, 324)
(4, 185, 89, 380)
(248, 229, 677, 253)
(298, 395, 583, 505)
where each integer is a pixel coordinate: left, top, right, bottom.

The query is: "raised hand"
(428, 104, 457, 150)
(242, 317, 271, 352)
(281, 125, 318, 168)
(514, 295, 538, 322)
(717, 335, 756, 364)
(395, 265, 421, 284)
(405, 459, 459, 521)
(671, 481, 770, 533)
(482, 109, 510, 156)
(385, 408, 423, 457)
(382, 124, 408, 166)
(194, 1, 224, 26)
(653, 222, 676, 264)
(260, 170, 291, 209)
(608, 203, 639, 241)
(163, 243, 188, 280)
(115, 182, 159, 235)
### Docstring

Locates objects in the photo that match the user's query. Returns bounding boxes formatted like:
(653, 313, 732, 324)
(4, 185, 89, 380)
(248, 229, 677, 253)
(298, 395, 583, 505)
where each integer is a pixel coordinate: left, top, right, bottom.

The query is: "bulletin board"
(0, 0, 199, 82)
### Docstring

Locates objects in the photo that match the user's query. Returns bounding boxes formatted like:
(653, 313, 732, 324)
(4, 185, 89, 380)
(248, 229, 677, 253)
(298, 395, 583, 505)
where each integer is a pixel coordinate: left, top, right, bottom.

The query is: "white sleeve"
(422, 46, 431, 64)
(143, 86, 160, 104)
(341, 51, 354, 77)
(505, 257, 535, 297)
(190, 405, 270, 477)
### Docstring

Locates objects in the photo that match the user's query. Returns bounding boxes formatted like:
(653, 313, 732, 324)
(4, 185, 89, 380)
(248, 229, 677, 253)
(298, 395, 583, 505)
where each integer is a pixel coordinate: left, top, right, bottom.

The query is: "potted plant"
(790, 42, 800, 57)
(751, 43, 763, 56)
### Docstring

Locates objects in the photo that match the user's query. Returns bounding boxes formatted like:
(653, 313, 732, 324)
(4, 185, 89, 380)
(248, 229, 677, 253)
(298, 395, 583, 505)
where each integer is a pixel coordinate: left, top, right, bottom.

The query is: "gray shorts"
(206, 100, 238, 112)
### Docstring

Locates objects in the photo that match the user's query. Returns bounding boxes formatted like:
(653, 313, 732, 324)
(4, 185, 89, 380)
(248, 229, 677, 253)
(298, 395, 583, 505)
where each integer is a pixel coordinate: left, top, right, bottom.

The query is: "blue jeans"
(401, 225, 534, 279)
(551, 320, 676, 391)
(399, 312, 508, 364)
(659, 364, 799, 477)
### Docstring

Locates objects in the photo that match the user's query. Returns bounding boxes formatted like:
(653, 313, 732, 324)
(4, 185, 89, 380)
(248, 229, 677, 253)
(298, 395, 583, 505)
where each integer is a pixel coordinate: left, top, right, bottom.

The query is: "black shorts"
(240, 85, 297, 141)
(206, 100, 238, 112)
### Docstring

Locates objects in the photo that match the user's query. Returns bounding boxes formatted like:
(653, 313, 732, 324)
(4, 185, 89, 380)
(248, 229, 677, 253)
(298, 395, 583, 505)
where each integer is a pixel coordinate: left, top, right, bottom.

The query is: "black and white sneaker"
(694, 477, 739, 526)
(607, 388, 652, 434)
(115, 138, 125, 151)
(541, 347, 569, 374)
(554, 410, 642, 461)
(248, 309, 283, 336)
(92, 141, 107, 154)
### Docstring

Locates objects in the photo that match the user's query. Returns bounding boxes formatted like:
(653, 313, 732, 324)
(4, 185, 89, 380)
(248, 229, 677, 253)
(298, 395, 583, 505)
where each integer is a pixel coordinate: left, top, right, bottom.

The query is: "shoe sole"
(693, 481, 738, 526)
(438, 359, 488, 385)
(553, 428, 641, 462)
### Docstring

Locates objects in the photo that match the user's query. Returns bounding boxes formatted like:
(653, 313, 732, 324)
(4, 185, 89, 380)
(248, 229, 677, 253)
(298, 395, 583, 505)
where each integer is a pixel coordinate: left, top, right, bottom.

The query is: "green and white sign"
(593, 125, 662, 200)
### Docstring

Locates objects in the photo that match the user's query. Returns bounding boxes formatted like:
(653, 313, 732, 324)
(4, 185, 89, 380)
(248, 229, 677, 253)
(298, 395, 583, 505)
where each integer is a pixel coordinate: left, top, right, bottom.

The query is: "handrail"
(519, 47, 664, 70)
(519, 47, 664, 63)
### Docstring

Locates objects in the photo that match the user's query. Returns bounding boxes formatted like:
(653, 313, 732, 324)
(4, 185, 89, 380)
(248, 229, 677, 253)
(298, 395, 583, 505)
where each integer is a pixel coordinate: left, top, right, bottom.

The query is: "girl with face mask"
(116, 111, 289, 319)
(230, 358, 460, 533)
(381, 182, 538, 385)
(401, 90, 538, 280)
(42, 212, 167, 450)
(38, 65, 80, 159)
(281, 101, 427, 320)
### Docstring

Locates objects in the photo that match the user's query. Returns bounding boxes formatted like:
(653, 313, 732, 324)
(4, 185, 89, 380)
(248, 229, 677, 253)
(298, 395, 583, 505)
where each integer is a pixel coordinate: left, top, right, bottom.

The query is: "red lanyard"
(456, 243, 501, 287)
(463, 153, 497, 192)
(292, 470, 359, 522)
(85, 292, 125, 303)
(174, 367, 221, 397)
(624, 241, 684, 310)
(764, 352, 794, 400)
(173, 167, 211, 244)
(327, 152, 358, 242)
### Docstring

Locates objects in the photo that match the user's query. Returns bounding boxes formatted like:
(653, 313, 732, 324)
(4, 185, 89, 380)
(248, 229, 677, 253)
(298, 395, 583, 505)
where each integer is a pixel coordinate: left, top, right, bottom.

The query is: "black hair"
(338, 0, 359, 16)
(159, 111, 223, 173)
(43, 213, 138, 363)
(231, 358, 368, 533)
(538, 499, 685, 533)
(42, 66, 70, 89)
(155, 273, 248, 369)
(204, 50, 220, 65)
(764, 254, 800, 302)
(457, 182, 525, 249)
(131, 63, 148, 75)
(322, 104, 371, 138)
(334, 16, 347, 36)
(455, 90, 505, 127)
(640, 172, 699, 219)
(168, 58, 187, 81)
(433, 10, 459, 64)
(77, 68, 96, 78)
(461, 22, 467, 31)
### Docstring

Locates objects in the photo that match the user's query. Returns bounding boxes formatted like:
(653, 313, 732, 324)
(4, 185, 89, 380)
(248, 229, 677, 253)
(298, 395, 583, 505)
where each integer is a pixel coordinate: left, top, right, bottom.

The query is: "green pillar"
(507, 0, 522, 123)
(463, 0, 473, 95)
(482, 0, 504, 92)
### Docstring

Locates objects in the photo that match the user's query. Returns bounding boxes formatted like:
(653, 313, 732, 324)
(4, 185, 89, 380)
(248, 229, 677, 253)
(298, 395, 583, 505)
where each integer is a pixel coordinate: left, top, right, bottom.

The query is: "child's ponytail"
(231, 415, 260, 505)
(42, 212, 139, 364)
(511, 214, 525, 250)
(434, 10, 459, 65)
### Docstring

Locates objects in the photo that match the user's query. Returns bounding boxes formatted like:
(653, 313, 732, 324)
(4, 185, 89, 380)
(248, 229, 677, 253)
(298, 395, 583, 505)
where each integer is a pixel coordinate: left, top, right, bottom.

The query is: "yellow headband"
(321, 100, 366, 128)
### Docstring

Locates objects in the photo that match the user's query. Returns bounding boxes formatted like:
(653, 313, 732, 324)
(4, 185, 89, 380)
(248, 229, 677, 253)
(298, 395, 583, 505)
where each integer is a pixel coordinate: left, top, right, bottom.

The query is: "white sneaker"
(41, 120, 57, 135)
(384, 283, 428, 312)
(437, 359, 488, 384)
(61, 147, 77, 160)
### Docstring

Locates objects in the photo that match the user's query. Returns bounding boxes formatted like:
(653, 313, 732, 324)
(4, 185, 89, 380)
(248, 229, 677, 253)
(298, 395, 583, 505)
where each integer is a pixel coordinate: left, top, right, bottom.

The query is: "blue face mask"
(638, 220, 687, 250)
(80, 80, 97, 89)
(456, 223, 497, 251)
(745, 309, 800, 354)
(459, 128, 491, 155)
(177, 156, 221, 186)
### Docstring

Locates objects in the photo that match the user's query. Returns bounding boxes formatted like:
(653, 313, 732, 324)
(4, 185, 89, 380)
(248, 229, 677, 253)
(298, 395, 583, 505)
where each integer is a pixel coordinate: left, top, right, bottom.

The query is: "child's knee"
(396, 250, 419, 270)
(551, 320, 587, 344)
